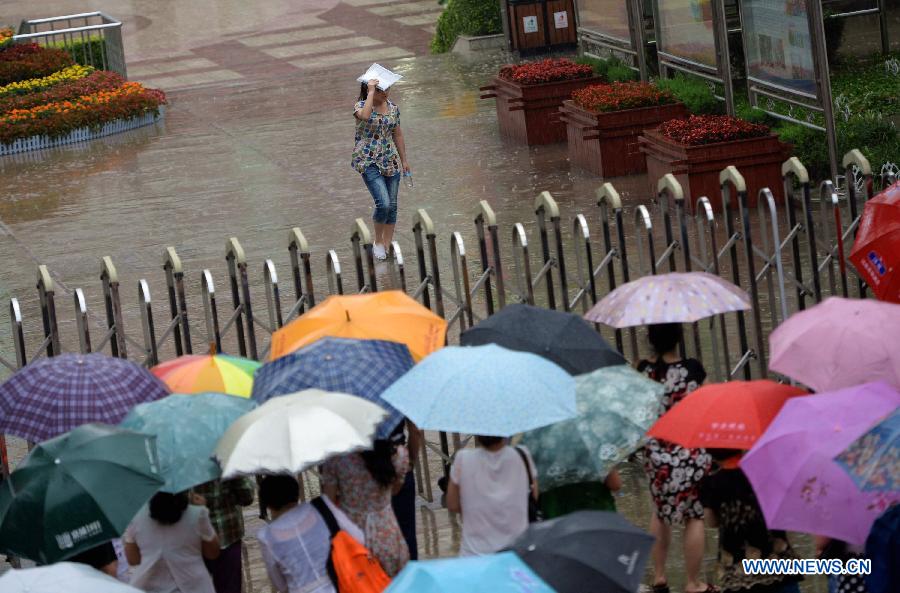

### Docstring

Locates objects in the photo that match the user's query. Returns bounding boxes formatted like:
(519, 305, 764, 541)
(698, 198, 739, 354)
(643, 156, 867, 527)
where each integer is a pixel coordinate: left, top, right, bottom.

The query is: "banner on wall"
(741, 0, 817, 96)
(654, 0, 717, 69)
(577, 0, 631, 41)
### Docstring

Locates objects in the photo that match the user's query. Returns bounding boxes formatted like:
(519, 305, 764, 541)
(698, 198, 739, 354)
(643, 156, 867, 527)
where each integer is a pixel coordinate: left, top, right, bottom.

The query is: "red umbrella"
(647, 380, 808, 449)
(850, 180, 900, 303)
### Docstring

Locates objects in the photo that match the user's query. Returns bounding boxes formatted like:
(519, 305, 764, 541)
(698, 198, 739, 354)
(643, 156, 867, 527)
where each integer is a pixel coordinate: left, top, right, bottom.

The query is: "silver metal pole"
(808, 0, 840, 183)
(627, 0, 649, 81)
(712, 0, 734, 115)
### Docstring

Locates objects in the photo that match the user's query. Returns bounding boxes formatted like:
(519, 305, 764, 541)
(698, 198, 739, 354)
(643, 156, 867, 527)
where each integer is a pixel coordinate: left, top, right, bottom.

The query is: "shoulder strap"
(514, 446, 534, 487)
(311, 497, 340, 539)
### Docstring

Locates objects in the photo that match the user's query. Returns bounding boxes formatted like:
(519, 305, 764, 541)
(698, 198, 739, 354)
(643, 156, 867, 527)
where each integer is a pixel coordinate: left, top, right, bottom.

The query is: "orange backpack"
(311, 497, 392, 593)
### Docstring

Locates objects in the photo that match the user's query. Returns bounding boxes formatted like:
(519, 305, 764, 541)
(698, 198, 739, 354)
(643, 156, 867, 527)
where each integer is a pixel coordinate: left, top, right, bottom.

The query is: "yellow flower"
(0, 64, 95, 97)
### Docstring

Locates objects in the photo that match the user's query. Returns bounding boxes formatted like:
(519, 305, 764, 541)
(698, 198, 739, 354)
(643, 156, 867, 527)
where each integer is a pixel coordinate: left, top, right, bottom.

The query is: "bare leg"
(383, 224, 395, 251)
(373, 222, 386, 247)
(683, 518, 708, 592)
(650, 513, 670, 587)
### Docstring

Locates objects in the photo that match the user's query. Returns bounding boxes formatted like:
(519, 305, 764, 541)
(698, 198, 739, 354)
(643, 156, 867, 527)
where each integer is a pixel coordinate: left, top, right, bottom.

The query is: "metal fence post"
(226, 238, 254, 358)
(781, 157, 820, 308)
(842, 149, 874, 298)
(719, 168, 753, 379)
(511, 223, 535, 306)
(36, 265, 61, 357)
(288, 227, 316, 317)
(164, 247, 192, 356)
(351, 219, 377, 294)
(449, 232, 475, 332)
(596, 184, 625, 354)
(326, 251, 344, 295)
(820, 181, 849, 298)
(534, 192, 565, 310)
(474, 201, 504, 313)
(416, 210, 445, 318)
(74, 288, 91, 354)
(200, 271, 221, 353)
(101, 256, 127, 358)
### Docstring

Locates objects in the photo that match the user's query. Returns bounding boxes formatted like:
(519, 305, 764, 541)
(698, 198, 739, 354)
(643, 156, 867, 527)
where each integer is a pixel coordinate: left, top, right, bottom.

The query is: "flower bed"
(499, 59, 593, 85)
(0, 41, 165, 154)
(658, 115, 770, 146)
(481, 59, 602, 145)
(0, 64, 94, 97)
(0, 44, 74, 85)
(0, 28, 13, 50)
(639, 115, 791, 212)
(572, 82, 676, 113)
(561, 82, 688, 177)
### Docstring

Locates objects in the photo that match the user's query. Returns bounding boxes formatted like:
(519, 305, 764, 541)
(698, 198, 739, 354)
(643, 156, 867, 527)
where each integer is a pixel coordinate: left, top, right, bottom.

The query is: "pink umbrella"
(584, 272, 750, 328)
(768, 297, 900, 392)
(740, 382, 900, 545)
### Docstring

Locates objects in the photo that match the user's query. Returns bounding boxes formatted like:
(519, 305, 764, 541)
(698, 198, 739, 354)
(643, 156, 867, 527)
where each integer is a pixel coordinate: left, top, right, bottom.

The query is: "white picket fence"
(0, 106, 165, 156)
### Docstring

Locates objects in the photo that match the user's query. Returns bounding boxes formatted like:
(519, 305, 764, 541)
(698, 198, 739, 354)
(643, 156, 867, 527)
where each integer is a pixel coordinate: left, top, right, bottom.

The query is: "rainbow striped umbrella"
(151, 354, 260, 398)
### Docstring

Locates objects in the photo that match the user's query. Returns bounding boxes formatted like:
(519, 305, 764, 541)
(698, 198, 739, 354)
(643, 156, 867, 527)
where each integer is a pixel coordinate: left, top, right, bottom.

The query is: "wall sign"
(554, 11, 569, 29)
(523, 15, 539, 34)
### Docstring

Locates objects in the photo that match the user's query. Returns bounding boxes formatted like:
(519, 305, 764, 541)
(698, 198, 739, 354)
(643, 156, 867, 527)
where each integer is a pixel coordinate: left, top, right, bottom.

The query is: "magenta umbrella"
(740, 382, 900, 545)
(768, 297, 900, 392)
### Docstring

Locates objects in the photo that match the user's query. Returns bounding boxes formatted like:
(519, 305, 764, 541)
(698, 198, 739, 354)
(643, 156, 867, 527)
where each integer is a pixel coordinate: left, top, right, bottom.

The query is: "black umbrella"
(460, 303, 625, 375)
(508, 511, 654, 593)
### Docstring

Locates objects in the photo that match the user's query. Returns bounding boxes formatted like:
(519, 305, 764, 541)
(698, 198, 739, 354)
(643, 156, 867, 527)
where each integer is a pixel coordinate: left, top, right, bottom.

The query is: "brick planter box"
(559, 100, 689, 177)
(639, 129, 791, 212)
(479, 75, 603, 145)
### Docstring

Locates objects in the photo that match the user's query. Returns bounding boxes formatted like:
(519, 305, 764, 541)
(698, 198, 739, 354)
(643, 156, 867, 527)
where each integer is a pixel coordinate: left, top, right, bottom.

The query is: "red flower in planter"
(572, 82, 677, 113)
(659, 114, 770, 146)
(499, 58, 593, 86)
(0, 71, 125, 114)
(0, 45, 75, 85)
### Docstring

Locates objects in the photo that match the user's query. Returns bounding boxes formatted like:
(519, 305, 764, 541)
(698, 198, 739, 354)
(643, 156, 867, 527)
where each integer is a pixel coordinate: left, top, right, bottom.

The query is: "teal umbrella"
(0, 423, 163, 564)
(120, 392, 257, 493)
(521, 365, 665, 492)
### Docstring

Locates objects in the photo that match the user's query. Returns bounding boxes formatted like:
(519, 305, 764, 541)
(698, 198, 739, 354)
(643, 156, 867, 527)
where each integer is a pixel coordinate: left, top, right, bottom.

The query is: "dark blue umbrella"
(508, 511, 654, 593)
(252, 337, 414, 438)
(0, 353, 170, 443)
(460, 303, 625, 375)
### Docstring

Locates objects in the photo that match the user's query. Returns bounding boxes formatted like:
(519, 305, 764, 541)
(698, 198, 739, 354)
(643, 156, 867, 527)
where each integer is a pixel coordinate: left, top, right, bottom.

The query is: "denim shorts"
(362, 164, 400, 225)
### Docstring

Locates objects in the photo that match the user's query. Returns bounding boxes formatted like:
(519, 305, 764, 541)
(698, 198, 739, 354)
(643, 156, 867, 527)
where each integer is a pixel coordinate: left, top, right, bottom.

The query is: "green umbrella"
(120, 392, 257, 493)
(0, 423, 163, 564)
(520, 365, 665, 492)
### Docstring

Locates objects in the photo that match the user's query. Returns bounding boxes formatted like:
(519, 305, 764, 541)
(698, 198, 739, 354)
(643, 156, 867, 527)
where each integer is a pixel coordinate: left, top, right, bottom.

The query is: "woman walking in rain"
(638, 323, 715, 593)
(352, 65, 410, 261)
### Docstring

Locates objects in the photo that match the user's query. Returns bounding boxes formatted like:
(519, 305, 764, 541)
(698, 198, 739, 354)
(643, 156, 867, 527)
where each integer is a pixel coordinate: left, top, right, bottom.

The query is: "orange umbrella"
(647, 380, 808, 450)
(269, 291, 447, 361)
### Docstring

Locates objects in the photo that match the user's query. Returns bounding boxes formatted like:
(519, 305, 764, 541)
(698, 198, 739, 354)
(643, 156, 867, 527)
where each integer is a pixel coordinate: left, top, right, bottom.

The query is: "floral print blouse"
(351, 99, 401, 176)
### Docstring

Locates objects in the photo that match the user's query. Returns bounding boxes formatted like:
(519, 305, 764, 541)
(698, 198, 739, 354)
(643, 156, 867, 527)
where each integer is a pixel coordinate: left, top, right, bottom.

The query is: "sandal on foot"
(652, 584, 670, 593)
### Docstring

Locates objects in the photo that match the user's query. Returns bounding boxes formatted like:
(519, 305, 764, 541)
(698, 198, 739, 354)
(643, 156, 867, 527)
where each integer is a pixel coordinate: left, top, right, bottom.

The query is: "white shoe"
(373, 243, 387, 260)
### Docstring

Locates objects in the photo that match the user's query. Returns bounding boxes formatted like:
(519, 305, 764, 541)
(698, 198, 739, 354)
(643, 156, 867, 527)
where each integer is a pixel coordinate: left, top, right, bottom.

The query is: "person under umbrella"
(700, 449, 801, 593)
(446, 435, 537, 557)
(256, 474, 364, 593)
(252, 337, 421, 560)
(124, 491, 220, 593)
(637, 323, 713, 593)
(321, 438, 410, 576)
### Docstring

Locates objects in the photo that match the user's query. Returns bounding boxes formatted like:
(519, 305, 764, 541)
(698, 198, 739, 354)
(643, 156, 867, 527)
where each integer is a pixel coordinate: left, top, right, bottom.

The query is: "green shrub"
(431, 0, 501, 54)
(574, 55, 637, 82)
(654, 73, 722, 115)
(734, 97, 776, 126)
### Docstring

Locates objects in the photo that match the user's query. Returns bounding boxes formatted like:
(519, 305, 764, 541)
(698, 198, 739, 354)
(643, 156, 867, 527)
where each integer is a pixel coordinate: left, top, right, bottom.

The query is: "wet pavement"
(1, 0, 896, 590)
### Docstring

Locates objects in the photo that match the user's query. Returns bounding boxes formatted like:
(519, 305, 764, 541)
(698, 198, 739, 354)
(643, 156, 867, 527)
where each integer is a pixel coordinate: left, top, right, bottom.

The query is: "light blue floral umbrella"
(521, 365, 665, 492)
(380, 344, 576, 436)
(120, 392, 257, 493)
(835, 405, 900, 493)
(385, 552, 556, 593)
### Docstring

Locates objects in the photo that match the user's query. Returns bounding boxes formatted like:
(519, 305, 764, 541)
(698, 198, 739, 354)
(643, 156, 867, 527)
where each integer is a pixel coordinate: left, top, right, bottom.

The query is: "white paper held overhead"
(357, 63, 403, 91)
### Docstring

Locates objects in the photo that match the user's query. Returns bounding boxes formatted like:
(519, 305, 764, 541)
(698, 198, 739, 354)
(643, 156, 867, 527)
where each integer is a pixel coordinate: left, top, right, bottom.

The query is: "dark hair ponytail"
(358, 82, 369, 102)
(149, 491, 189, 525)
(647, 323, 683, 378)
(475, 435, 504, 448)
(361, 440, 397, 488)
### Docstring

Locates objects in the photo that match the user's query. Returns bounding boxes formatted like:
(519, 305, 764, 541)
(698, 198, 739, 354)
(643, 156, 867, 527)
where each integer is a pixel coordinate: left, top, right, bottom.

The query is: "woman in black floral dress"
(638, 323, 714, 593)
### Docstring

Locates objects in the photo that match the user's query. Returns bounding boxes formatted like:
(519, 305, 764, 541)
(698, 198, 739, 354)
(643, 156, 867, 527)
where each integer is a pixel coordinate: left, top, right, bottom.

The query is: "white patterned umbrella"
(584, 272, 751, 328)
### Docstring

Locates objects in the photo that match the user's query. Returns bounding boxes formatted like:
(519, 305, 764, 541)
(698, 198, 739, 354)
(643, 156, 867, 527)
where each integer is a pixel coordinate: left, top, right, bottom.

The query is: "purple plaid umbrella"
(740, 382, 900, 545)
(0, 353, 170, 443)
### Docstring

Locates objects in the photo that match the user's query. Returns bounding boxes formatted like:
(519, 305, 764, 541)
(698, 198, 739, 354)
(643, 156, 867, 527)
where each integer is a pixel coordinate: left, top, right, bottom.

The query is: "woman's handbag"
(514, 446, 542, 522)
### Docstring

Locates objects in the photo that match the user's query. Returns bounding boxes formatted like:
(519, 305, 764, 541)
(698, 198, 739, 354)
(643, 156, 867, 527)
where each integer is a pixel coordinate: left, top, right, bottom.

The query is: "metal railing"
(14, 12, 127, 78)
(1, 149, 896, 493)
